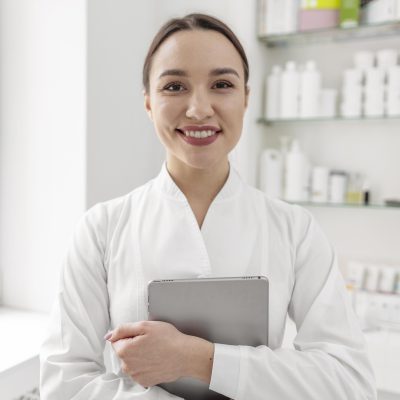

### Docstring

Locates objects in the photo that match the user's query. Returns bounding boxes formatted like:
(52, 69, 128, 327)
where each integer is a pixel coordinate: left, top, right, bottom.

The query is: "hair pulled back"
(142, 13, 249, 94)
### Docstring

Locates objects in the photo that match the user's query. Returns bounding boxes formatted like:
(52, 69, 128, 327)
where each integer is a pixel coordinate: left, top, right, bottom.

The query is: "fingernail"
(104, 331, 113, 341)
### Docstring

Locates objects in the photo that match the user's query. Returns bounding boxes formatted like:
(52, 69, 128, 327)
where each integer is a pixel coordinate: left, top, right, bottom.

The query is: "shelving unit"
(257, 19, 400, 211)
(257, 8, 400, 397)
(289, 201, 400, 210)
(257, 116, 400, 126)
(259, 20, 400, 47)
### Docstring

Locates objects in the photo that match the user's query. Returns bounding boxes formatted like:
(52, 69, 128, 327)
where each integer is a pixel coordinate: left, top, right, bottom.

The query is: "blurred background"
(0, 0, 399, 398)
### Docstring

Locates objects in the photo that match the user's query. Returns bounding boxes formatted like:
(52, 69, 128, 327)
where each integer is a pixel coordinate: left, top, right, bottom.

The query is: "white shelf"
(259, 21, 400, 47)
(258, 116, 400, 125)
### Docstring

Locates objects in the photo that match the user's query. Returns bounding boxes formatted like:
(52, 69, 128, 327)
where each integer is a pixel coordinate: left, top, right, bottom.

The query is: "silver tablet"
(147, 276, 269, 400)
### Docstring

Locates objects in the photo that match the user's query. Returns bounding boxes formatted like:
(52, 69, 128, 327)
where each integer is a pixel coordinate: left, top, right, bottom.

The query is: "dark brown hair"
(142, 13, 249, 94)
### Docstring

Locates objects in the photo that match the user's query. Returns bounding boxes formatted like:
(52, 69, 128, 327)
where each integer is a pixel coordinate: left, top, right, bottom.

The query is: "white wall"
(86, 0, 164, 207)
(0, 0, 86, 312)
(261, 37, 400, 270)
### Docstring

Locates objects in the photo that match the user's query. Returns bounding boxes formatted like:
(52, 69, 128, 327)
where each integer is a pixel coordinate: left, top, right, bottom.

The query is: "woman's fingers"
(105, 321, 150, 342)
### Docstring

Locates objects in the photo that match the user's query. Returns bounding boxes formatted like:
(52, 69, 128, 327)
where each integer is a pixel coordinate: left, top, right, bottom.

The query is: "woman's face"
(144, 29, 249, 171)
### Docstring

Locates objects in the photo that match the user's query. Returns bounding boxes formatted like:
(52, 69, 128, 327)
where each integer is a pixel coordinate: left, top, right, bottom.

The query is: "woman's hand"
(106, 321, 214, 388)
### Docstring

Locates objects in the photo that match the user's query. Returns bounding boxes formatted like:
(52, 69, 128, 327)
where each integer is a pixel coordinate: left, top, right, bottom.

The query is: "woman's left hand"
(106, 321, 213, 388)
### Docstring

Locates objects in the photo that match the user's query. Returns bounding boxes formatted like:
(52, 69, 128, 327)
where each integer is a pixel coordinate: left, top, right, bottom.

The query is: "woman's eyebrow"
(158, 67, 240, 79)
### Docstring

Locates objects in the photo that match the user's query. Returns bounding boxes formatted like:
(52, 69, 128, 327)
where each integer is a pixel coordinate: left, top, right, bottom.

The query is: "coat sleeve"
(39, 203, 183, 400)
(209, 207, 377, 400)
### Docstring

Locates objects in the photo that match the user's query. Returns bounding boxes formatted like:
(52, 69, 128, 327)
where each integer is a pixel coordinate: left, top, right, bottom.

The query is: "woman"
(40, 13, 376, 400)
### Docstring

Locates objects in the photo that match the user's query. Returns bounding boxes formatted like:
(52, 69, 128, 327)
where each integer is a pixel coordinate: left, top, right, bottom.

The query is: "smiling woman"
(39, 13, 377, 400)
(142, 23, 250, 220)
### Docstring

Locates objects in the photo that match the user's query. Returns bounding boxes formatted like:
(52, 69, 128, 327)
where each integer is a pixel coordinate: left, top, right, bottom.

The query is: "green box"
(340, 0, 360, 28)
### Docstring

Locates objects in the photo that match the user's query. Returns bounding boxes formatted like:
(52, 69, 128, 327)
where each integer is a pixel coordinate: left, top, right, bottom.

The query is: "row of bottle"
(258, 0, 400, 36)
(346, 260, 400, 330)
(264, 49, 400, 120)
(347, 261, 400, 294)
(259, 139, 370, 204)
(342, 49, 400, 117)
(265, 61, 335, 120)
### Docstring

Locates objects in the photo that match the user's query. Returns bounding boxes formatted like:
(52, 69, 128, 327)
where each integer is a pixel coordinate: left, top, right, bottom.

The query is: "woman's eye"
(163, 83, 185, 92)
(214, 81, 234, 89)
(162, 81, 234, 92)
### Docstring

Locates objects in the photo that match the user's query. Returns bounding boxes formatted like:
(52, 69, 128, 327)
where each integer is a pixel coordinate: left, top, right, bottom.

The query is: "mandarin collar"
(153, 161, 243, 202)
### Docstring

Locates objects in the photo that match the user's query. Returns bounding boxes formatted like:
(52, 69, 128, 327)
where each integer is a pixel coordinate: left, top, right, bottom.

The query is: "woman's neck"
(166, 156, 230, 204)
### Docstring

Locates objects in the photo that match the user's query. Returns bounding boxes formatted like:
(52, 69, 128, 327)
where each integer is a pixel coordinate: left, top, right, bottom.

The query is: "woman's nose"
(185, 90, 214, 120)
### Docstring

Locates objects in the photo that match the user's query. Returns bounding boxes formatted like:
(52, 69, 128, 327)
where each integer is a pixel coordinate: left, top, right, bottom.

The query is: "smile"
(175, 129, 221, 146)
(182, 130, 217, 138)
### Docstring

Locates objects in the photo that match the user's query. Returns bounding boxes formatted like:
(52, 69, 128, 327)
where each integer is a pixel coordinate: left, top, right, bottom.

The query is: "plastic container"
(280, 61, 300, 119)
(311, 166, 329, 203)
(395, 267, 400, 295)
(265, 66, 281, 120)
(378, 266, 398, 293)
(365, 265, 380, 292)
(319, 88, 338, 118)
(341, 68, 363, 118)
(364, 67, 385, 117)
(365, 67, 385, 88)
(347, 261, 366, 290)
(364, 86, 385, 117)
(376, 49, 398, 74)
(259, 148, 283, 198)
(343, 68, 364, 86)
(361, 0, 399, 25)
(299, 61, 322, 119)
(341, 84, 363, 118)
(346, 173, 364, 204)
(354, 51, 375, 73)
(284, 139, 310, 202)
(386, 66, 400, 116)
(329, 171, 347, 203)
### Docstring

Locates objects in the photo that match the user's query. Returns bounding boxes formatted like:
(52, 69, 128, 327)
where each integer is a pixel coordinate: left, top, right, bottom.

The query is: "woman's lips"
(175, 129, 221, 146)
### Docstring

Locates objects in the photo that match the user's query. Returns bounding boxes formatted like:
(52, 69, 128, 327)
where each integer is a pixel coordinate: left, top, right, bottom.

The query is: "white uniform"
(40, 161, 377, 400)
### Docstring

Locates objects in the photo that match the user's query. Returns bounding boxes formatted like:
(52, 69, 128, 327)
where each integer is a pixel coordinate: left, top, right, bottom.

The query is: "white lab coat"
(40, 161, 377, 400)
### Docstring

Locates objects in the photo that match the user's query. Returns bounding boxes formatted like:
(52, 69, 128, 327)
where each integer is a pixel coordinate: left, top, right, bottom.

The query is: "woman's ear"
(143, 90, 153, 121)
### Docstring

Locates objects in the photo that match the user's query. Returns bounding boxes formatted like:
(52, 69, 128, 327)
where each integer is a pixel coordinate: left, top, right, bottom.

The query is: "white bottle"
(354, 51, 375, 72)
(282, 0, 299, 34)
(340, 68, 363, 118)
(259, 148, 283, 198)
(319, 88, 338, 118)
(265, 65, 282, 120)
(364, 67, 385, 117)
(311, 166, 329, 203)
(386, 65, 400, 116)
(329, 171, 347, 203)
(376, 49, 398, 74)
(280, 61, 299, 119)
(299, 60, 321, 119)
(284, 139, 310, 202)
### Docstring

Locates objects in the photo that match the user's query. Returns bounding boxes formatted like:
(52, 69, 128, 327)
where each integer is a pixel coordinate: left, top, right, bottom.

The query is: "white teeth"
(183, 130, 217, 138)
